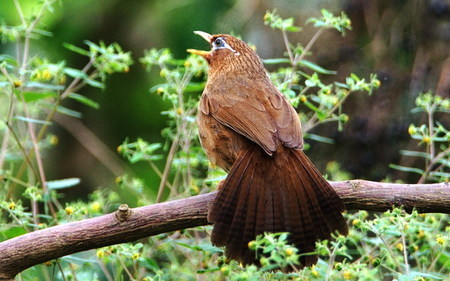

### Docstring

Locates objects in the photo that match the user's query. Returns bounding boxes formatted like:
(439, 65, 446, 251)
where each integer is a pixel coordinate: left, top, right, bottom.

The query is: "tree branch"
(0, 180, 448, 280)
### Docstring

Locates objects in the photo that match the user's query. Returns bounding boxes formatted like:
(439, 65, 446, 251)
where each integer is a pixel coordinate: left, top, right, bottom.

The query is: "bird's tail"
(208, 145, 348, 267)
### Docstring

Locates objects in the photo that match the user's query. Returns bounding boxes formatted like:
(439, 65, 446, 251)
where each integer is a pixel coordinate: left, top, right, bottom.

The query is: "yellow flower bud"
(300, 95, 307, 103)
(395, 242, 404, 251)
(91, 202, 101, 212)
(13, 80, 22, 88)
(96, 250, 105, 258)
(436, 235, 445, 245)
(42, 69, 52, 80)
(65, 206, 74, 215)
(343, 270, 352, 280)
(285, 247, 294, 256)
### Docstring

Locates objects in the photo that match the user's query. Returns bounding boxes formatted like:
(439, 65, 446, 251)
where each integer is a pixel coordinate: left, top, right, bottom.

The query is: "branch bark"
(0, 180, 449, 280)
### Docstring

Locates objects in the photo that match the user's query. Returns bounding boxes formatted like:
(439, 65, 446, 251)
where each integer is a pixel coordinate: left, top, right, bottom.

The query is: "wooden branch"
(0, 180, 448, 280)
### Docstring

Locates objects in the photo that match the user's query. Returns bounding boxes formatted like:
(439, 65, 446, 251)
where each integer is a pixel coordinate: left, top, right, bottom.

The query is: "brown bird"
(188, 31, 348, 267)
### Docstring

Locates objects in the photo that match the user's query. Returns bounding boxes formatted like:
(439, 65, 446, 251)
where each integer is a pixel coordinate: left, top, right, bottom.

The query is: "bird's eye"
(213, 38, 225, 48)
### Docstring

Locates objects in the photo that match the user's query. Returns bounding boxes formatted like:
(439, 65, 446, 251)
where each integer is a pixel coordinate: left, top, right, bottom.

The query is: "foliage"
(0, 2, 448, 280)
(390, 92, 450, 183)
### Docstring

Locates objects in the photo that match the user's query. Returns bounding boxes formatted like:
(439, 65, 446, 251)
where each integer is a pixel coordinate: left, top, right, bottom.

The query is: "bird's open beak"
(187, 31, 213, 57)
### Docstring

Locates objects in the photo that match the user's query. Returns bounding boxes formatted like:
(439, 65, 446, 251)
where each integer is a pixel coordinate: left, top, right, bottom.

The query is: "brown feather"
(194, 33, 348, 269)
(207, 145, 347, 267)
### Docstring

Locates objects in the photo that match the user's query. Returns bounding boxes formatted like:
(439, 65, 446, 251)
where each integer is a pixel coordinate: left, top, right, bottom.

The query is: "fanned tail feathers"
(208, 146, 348, 267)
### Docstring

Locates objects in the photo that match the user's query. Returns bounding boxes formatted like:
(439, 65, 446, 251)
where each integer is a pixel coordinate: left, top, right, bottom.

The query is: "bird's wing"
(200, 78, 303, 155)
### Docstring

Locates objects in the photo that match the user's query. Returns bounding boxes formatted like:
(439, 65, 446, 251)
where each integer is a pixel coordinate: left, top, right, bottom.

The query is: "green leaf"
(399, 150, 430, 159)
(0, 82, 9, 88)
(68, 93, 99, 109)
(85, 77, 104, 89)
(298, 59, 336, 74)
(32, 28, 53, 37)
(185, 82, 206, 92)
(13, 116, 52, 125)
(305, 133, 335, 144)
(63, 42, 89, 56)
(20, 92, 58, 103)
(0, 54, 18, 66)
(389, 164, 424, 175)
(64, 67, 87, 79)
(0, 226, 27, 240)
(56, 105, 83, 118)
(64, 68, 104, 89)
(22, 81, 65, 91)
(263, 58, 291, 64)
(47, 178, 81, 190)
(285, 26, 302, 32)
(176, 242, 222, 254)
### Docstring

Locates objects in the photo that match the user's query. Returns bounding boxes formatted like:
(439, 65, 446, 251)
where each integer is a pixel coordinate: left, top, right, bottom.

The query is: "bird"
(188, 31, 348, 267)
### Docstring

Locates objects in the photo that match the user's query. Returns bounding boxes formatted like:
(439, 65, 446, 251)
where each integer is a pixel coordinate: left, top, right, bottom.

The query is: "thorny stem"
(295, 27, 324, 65)
(68, 263, 79, 281)
(282, 27, 325, 88)
(427, 104, 436, 159)
(117, 254, 136, 281)
(13, 0, 27, 27)
(20, 0, 55, 77)
(97, 257, 114, 281)
(304, 90, 351, 132)
(5, 122, 39, 181)
(418, 103, 440, 184)
(0, 129, 10, 170)
(418, 145, 450, 184)
(0, 69, 16, 170)
(325, 241, 340, 281)
(148, 160, 175, 190)
(281, 29, 294, 63)
(7, 209, 30, 232)
(156, 133, 180, 203)
(378, 235, 403, 271)
(400, 226, 410, 275)
(56, 261, 68, 281)
(21, 97, 48, 193)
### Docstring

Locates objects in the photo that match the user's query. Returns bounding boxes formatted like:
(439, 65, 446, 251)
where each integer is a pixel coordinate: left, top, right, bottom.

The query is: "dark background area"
(1, 0, 449, 202)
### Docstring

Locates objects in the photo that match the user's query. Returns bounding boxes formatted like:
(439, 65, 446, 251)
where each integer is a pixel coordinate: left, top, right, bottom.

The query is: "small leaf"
(64, 67, 87, 79)
(0, 54, 18, 66)
(47, 178, 81, 190)
(68, 93, 99, 109)
(13, 116, 52, 125)
(0, 82, 9, 88)
(285, 26, 302, 32)
(399, 150, 430, 159)
(0, 226, 27, 240)
(85, 77, 104, 89)
(305, 133, 335, 144)
(20, 92, 58, 103)
(185, 82, 206, 92)
(389, 164, 424, 175)
(63, 42, 89, 56)
(56, 105, 83, 118)
(263, 58, 291, 64)
(22, 81, 64, 91)
(299, 59, 336, 74)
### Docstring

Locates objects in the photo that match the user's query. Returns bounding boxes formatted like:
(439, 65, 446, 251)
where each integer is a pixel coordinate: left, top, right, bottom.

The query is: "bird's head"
(187, 31, 265, 78)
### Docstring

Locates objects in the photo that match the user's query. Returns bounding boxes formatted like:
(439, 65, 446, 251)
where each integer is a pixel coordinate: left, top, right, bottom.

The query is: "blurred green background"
(1, 0, 448, 203)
